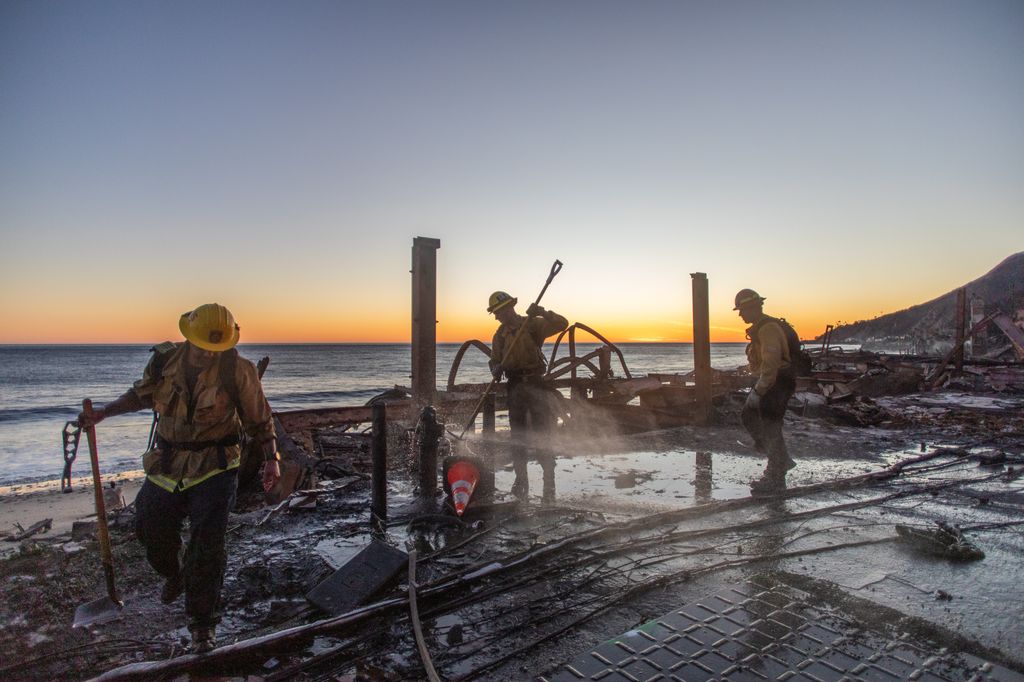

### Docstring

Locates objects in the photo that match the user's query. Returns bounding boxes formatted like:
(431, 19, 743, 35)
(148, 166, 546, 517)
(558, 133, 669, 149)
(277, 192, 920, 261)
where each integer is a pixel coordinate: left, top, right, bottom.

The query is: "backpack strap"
(748, 315, 777, 340)
(148, 341, 178, 383)
(147, 341, 178, 467)
(218, 347, 244, 423)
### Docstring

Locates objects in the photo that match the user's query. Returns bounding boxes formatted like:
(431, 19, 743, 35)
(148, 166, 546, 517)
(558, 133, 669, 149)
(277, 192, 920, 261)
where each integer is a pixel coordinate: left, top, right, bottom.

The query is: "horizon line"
(0, 340, 756, 346)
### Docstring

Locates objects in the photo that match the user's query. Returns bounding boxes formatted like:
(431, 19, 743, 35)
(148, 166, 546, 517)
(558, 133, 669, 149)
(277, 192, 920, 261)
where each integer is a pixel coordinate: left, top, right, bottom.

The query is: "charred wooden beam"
(691, 272, 712, 424)
(276, 404, 411, 434)
(411, 237, 441, 411)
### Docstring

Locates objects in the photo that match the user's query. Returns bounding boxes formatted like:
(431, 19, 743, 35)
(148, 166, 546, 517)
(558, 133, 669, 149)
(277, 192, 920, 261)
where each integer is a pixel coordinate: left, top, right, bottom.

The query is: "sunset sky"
(2, 1, 1021, 344)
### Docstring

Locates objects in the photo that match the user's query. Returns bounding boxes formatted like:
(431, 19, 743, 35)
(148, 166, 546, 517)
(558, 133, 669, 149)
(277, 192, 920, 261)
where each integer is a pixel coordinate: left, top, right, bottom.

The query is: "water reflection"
(694, 451, 713, 504)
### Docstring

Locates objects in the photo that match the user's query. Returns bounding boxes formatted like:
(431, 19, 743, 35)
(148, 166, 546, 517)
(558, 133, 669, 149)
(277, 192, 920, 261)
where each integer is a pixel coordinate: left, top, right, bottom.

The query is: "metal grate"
(543, 578, 1022, 682)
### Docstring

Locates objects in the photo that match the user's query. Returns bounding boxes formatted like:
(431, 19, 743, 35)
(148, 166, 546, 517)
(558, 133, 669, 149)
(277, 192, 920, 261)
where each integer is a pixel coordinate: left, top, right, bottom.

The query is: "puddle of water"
(492, 449, 755, 510)
(315, 536, 367, 570)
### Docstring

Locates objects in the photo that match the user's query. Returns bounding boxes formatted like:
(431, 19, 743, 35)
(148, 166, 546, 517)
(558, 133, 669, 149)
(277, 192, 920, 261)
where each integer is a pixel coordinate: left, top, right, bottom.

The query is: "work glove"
(76, 406, 105, 429)
(262, 460, 281, 493)
(744, 390, 761, 412)
(526, 303, 545, 317)
(491, 365, 503, 382)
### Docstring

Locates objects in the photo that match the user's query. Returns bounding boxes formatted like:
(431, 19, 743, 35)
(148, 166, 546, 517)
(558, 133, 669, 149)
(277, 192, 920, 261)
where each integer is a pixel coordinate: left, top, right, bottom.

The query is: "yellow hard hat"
(179, 303, 240, 352)
(733, 289, 765, 310)
(487, 291, 517, 313)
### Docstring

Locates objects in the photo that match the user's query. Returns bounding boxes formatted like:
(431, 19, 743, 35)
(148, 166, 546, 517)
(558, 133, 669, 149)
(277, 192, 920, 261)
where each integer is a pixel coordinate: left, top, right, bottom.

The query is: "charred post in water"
(416, 406, 443, 498)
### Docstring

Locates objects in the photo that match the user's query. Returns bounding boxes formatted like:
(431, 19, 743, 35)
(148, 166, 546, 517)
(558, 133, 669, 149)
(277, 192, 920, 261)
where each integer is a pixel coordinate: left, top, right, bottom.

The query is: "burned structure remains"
(3, 242, 1023, 681)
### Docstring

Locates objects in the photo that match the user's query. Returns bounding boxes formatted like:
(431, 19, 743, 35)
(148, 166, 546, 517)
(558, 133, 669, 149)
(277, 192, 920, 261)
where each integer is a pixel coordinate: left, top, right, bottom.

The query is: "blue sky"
(2, 1, 1021, 342)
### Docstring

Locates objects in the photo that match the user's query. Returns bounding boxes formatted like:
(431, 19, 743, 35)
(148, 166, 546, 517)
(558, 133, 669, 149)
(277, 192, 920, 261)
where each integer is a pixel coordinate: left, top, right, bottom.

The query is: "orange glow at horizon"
(0, 301, 867, 345)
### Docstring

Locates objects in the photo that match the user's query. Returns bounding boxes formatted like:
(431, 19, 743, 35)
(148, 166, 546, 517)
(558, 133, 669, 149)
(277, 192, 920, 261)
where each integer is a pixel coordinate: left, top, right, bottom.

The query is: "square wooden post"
(691, 272, 712, 424)
(411, 237, 441, 411)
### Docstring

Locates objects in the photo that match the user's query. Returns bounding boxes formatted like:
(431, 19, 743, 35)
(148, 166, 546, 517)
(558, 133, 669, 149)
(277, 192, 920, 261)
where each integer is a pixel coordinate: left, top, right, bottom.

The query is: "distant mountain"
(826, 252, 1024, 354)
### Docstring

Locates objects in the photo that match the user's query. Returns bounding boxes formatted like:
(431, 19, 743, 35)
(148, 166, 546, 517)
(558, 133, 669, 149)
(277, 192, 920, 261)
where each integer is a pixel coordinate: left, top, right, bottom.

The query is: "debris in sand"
(306, 539, 408, 616)
(4, 518, 52, 542)
(71, 520, 98, 540)
(895, 521, 985, 561)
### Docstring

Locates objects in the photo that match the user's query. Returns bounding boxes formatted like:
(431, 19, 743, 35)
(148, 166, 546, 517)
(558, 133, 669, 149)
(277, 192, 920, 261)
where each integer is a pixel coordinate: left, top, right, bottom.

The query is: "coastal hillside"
(826, 252, 1024, 353)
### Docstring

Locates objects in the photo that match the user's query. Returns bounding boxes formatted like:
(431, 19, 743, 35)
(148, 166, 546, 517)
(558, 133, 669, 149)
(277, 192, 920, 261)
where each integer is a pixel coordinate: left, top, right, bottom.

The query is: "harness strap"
(157, 434, 240, 474)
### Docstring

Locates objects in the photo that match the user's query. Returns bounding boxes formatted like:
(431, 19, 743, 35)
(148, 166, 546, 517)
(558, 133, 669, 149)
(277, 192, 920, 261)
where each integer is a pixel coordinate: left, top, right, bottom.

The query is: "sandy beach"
(0, 471, 145, 551)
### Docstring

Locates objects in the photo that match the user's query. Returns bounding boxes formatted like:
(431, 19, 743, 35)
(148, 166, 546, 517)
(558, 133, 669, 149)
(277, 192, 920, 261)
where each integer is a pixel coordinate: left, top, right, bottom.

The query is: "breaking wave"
(0, 405, 79, 424)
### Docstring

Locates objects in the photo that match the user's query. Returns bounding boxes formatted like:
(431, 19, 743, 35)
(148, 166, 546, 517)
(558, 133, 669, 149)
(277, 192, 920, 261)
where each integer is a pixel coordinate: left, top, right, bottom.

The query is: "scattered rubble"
(4, 518, 53, 542)
(2, 332, 1023, 679)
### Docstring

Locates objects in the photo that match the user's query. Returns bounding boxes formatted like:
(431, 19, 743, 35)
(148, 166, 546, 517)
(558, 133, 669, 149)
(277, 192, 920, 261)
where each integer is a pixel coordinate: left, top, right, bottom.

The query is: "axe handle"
(83, 399, 121, 605)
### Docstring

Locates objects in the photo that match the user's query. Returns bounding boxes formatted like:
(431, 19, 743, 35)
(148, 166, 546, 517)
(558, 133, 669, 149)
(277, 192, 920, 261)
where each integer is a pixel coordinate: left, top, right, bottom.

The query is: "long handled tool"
(457, 259, 563, 441)
(73, 398, 124, 628)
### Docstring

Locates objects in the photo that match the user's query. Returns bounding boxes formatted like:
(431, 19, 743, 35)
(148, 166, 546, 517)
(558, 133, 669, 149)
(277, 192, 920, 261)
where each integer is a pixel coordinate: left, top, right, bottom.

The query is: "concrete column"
(411, 237, 441, 411)
(690, 272, 712, 424)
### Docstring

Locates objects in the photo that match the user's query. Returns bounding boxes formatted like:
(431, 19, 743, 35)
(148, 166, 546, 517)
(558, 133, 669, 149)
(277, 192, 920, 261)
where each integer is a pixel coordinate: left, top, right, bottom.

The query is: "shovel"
(73, 398, 124, 628)
(457, 259, 564, 442)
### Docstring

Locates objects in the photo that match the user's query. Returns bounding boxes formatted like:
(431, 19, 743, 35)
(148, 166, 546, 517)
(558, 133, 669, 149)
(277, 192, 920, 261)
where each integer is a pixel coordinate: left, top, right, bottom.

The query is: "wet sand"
(0, 471, 144, 548)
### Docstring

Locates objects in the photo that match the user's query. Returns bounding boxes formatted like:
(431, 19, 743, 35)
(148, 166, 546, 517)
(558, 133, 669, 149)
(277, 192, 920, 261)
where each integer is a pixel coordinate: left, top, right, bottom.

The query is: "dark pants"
(135, 470, 237, 628)
(741, 374, 796, 481)
(507, 376, 557, 495)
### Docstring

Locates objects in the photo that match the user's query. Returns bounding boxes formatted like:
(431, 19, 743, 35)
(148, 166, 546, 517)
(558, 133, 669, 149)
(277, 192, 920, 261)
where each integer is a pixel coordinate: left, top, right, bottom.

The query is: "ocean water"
(0, 343, 749, 485)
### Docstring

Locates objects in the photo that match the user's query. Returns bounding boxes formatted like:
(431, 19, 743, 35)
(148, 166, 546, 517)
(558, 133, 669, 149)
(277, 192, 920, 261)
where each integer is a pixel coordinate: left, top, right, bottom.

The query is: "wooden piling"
(417, 406, 440, 497)
(412, 237, 441, 412)
(691, 272, 712, 424)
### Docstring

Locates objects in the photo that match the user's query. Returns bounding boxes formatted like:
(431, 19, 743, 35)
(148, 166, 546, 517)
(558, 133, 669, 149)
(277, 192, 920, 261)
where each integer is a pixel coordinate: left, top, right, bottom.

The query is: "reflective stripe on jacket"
(132, 343, 275, 492)
(490, 310, 568, 376)
(746, 315, 792, 396)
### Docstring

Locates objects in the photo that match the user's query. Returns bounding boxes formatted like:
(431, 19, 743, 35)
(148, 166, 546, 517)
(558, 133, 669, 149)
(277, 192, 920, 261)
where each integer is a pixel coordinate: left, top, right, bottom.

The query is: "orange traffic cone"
(447, 459, 479, 516)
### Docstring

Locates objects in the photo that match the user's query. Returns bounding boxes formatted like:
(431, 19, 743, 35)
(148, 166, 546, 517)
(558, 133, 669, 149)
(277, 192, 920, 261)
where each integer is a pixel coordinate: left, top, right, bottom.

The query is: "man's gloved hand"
(745, 390, 761, 412)
(77, 406, 105, 429)
(491, 365, 503, 382)
(262, 460, 281, 493)
(526, 303, 545, 317)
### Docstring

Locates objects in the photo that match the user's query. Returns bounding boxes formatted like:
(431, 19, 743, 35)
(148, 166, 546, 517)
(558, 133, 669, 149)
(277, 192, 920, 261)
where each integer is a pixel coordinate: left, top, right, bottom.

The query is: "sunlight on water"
(0, 343, 750, 484)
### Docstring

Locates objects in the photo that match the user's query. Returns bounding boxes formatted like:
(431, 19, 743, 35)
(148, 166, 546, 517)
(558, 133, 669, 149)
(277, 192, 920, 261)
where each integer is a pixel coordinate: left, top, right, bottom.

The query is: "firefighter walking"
(734, 289, 798, 495)
(77, 303, 280, 653)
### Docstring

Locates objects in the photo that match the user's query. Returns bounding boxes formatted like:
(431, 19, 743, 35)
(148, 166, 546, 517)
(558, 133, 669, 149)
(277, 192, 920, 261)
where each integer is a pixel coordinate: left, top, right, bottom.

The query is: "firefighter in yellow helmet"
(734, 289, 798, 495)
(487, 291, 568, 501)
(77, 303, 279, 653)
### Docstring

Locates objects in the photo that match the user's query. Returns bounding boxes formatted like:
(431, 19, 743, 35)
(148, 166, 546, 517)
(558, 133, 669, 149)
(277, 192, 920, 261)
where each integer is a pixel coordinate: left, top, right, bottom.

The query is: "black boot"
(510, 477, 529, 499)
(160, 573, 184, 604)
(750, 464, 786, 496)
(511, 455, 529, 500)
(190, 625, 217, 654)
